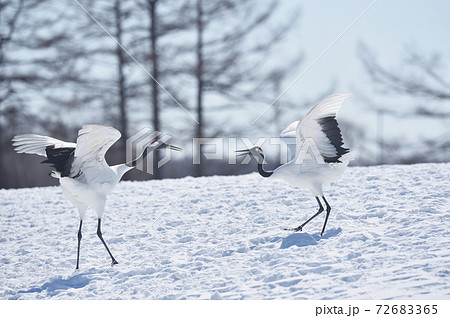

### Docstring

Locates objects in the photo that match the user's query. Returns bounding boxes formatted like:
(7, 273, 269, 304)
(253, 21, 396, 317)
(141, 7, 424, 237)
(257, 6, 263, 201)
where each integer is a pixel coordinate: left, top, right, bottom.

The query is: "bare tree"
(360, 45, 450, 103)
(114, 0, 129, 152)
(1, 0, 305, 187)
(0, 0, 138, 186)
(75, 0, 135, 153)
(0, 0, 90, 187)
(188, 0, 300, 176)
(126, 0, 194, 179)
(359, 43, 450, 164)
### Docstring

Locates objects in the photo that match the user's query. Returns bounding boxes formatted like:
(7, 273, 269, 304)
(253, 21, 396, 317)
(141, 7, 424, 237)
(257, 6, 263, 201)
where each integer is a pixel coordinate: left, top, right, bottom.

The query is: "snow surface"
(1, 163, 449, 299)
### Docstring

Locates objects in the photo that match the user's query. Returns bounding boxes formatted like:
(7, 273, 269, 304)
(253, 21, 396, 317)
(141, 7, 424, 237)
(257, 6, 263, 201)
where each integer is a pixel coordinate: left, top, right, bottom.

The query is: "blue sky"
(280, 0, 450, 96)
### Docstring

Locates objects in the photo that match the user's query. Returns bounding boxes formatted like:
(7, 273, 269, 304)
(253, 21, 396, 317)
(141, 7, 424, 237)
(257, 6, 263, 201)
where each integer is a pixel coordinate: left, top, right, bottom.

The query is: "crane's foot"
(111, 259, 119, 266)
(284, 226, 302, 232)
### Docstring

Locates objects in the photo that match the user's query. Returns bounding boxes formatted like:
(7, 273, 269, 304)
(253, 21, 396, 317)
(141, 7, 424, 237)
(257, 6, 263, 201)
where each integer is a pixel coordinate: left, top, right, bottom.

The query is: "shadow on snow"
(280, 227, 342, 249)
(18, 273, 91, 296)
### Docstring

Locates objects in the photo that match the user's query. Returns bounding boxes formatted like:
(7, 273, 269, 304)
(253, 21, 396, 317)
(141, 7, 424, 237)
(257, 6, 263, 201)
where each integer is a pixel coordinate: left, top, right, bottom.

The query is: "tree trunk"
(149, 0, 161, 179)
(114, 0, 128, 153)
(194, 0, 204, 177)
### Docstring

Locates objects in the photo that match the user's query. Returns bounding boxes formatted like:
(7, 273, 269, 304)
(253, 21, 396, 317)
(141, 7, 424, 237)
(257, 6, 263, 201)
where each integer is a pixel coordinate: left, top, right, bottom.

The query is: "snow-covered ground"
(1, 163, 449, 299)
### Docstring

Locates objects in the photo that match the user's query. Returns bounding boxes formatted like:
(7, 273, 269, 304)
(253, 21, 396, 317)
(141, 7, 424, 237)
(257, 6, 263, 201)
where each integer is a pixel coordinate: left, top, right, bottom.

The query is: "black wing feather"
(317, 116, 349, 163)
(41, 146, 76, 177)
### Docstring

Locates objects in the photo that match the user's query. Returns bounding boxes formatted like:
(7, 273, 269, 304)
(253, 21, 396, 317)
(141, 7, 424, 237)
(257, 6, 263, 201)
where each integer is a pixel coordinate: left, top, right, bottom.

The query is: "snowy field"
(1, 163, 449, 300)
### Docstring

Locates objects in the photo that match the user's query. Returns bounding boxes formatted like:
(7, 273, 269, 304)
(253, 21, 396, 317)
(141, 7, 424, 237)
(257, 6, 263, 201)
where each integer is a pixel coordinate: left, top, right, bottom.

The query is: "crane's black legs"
(76, 220, 83, 269)
(285, 196, 333, 235)
(97, 218, 118, 266)
(288, 197, 324, 232)
(320, 196, 331, 236)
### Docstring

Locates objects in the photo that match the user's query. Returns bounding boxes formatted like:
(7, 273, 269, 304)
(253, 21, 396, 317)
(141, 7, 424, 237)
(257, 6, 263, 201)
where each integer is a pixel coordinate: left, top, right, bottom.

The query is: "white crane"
(12, 124, 181, 269)
(237, 93, 354, 236)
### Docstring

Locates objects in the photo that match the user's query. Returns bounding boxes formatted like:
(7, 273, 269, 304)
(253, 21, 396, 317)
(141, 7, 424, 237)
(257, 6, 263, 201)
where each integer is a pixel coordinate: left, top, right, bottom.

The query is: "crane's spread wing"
(12, 134, 76, 157)
(294, 93, 350, 163)
(70, 125, 121, 179)
(280, 121, 299, 160)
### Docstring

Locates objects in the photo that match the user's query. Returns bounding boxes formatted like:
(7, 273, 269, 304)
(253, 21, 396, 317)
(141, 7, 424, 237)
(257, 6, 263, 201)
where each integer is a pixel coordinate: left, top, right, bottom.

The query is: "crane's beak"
(149, 138, 182, 151)
(235, 149, 251, 157)
(161, 142, 183, 151)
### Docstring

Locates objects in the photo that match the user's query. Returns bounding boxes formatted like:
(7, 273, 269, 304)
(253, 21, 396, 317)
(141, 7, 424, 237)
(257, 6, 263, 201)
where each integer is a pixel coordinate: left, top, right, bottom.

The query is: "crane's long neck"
(256, 154, 273, 178)
(113, 147, 151, 180)
(127, 147, 150, 168)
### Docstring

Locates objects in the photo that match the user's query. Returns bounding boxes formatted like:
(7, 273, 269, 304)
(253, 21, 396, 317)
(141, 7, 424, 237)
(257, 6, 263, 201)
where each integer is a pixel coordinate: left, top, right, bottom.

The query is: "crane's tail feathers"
(50, 171, 61, 179)
(339, 151, 356, 165)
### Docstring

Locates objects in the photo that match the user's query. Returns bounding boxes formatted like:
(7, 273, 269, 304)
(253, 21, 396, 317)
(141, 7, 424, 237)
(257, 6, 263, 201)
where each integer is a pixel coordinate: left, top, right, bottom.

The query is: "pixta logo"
(126, 127, 175, 175)
(193, 137, 326, 165)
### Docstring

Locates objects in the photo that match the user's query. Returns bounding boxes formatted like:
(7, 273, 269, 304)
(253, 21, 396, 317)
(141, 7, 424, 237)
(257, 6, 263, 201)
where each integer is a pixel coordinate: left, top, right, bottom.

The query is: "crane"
(237, 93, 354, 236)
(12, 124, 181, 269)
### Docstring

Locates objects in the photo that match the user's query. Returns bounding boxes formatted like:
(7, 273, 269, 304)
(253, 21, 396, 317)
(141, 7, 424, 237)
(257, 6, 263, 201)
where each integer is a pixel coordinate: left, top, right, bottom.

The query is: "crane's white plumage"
(280, 93, 351, 161)
(70, 125, 122, 183)
(73, 125, 121, 170)
(12, 134, 76, 157)
(13, 125, 126, 206)
(279, 121, 297, 161)
(274, 93, 354, 196)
